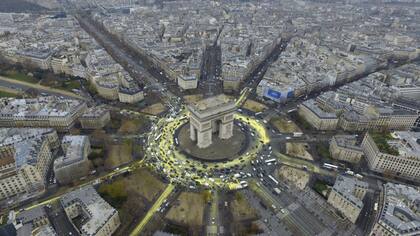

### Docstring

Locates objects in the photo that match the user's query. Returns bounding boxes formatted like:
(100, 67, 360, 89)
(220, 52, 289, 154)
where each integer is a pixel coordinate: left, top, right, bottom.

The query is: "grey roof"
(14, 137, 45, 169)
(0, 96, 85, 118)
(388, 132, 420, 159)
(332, 175, 368, 209)
(60, 185, 118, 236)
(378, 183, 420, 234)
(301, 99, 337, 119)
(333, 135, 362, 152)
(54, 135, 89, 170)
(0, 128, 55, 148)
(16, 206, 47, 224)
(81, 105, 109, 118)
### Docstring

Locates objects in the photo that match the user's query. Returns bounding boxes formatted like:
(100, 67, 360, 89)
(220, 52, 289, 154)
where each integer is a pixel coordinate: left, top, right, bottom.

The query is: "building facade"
(0, 129, 58, 200)
(178, 76, 198, 90)
(118, 86, 144, 104)
(327, 175, 368, 223)
(54, 135, 91, 185)
(330, 135, 364, 163)
(362, 131, 420, 181)
(298, 99, 339, 130)
(79, 105, 111, 129)
(61, 185, 121, 236)
(0, 97, 87, 131)
(370, 183, 420, 236)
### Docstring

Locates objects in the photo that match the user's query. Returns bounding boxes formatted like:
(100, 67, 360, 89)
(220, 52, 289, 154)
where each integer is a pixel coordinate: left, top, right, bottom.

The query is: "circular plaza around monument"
(145, 108, 270, 190)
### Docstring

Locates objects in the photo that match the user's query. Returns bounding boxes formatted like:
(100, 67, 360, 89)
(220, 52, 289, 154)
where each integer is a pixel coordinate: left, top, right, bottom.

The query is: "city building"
(362, 131, 420, 181)
(60, 185, 121, 236)
(118, 85, 144, 104)
(0, 97, 87, 131)
(0, 128, 58, 201)
(223, 77, 241, 92)
(79, 105, 111, 129)
(327, 175, 368, 223)
(94, 80, 119, 101)
(53, 135, 91, 185)
(370, 183, 420, 236)
(178, 76, 198, 90)
(188, 94, 236, 148)
(298, 99, 339, 130)
(299, 71, 420, 132)
(13, 206, 56, 236)
(330, 135, 364, 163)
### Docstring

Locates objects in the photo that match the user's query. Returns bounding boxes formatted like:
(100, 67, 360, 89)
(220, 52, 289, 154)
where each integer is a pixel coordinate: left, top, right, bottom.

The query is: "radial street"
(129, 184, 175, 236)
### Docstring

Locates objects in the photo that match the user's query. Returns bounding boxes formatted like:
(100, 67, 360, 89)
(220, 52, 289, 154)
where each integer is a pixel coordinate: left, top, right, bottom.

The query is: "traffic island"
(176, 122, 249, 162)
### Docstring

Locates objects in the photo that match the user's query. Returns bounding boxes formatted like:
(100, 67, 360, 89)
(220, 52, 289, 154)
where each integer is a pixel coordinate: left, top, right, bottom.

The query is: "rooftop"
(333, 135, 362, 151)
(388, 131, 420, 158)
(54, 135, 89, 170)
(302, 99, 337, 119)
(332, 175, 368, 209)
(191, 94, 234, 112)
(0, 96, 85, 118)
(81, 105, 109, 118)
(60, 185, 118, 236)
(378, 183, 420, 234)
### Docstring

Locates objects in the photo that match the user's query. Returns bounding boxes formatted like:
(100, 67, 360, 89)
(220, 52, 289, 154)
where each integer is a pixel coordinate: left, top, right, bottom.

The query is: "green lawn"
(2, 70, 38, 83)
(316, 143, 332, 159)
(370, 132, 399, 156)
(0, 90, 18, 98)
(62, 80, 80, 90)
(98, 181, 128, 209)
(313, 180, 329, 197)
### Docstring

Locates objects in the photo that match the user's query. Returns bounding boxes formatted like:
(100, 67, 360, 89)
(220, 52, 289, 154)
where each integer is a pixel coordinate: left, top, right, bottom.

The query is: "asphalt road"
(243, 188, 292, 236)
(77, 15, 180, 109)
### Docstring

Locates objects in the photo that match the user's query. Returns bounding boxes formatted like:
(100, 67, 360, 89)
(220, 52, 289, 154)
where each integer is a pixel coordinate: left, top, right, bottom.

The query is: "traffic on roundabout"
(145, 108, 270, 190)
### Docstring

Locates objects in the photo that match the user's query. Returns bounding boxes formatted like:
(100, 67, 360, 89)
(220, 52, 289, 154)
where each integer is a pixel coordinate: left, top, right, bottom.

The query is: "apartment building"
(362, 131, 420, 181)
(54, 135, 91, 185)
(79, 105, 111, 129)
(178, 75, 198, 90)
(298, 99, 339, 130)
(118, 85, 144, 104)
(327, 175, 368, 223)
(0, 128, 58, 200)
(370, 183, 420, 236)
(61, 185, 121, 236)
(330, 135, 364, 163)
(0, 97, 87, 131)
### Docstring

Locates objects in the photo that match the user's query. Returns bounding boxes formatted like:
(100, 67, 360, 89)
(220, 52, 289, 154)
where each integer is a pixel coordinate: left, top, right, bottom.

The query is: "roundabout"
(145, 109, 270, 190)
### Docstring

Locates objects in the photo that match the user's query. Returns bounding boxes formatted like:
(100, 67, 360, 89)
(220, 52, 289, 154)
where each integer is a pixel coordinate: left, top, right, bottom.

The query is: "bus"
(265, 159, 277, 164)
(293, 132, 303, 137)
(355, 174, 363, 180)
(323, 163, 339, 170)
(268, 175, 279, 185)
(154, 134, 162, 141)
(273, 187, 282, 195)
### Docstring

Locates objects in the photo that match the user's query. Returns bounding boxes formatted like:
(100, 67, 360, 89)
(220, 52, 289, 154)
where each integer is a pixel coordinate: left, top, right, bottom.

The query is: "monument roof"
(191, 94, 234, 112)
